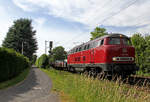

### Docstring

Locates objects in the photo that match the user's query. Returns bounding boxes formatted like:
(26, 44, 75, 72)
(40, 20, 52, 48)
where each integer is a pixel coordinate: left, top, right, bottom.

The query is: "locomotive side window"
(122, 38, 131, 45)
(100, 39, 104, 46)
(108, 37, 120, 45)
(84, 45, 87, 50)
(90, 42, 93, 49)
(76, 48, 78, 52)
(73, 48, 75, 53)
(79, 47, 82, 51)
(87, 44, 90, 49)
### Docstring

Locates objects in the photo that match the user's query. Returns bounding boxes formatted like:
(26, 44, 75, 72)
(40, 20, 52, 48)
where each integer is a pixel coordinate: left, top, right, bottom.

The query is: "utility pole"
(22, 42, 23, 55)
(45, 40, 53, 55)
(45, 40, 48, 54)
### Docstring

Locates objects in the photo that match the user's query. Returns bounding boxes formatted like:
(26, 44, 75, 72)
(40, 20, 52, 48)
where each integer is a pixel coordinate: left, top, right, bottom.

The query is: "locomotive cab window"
(122, 38, 131, 45)
(108, 37, 120, 45)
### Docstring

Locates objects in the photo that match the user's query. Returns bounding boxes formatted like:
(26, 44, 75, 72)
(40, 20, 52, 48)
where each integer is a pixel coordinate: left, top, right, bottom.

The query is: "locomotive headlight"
(112, 57, 118, 61)
(112, 57, 116, 61)
(131, 57, 134, 61)
(112, 57, 134, 61)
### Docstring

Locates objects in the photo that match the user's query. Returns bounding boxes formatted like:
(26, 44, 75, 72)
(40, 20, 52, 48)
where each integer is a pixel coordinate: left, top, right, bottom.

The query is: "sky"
(0, 0, 150, 56)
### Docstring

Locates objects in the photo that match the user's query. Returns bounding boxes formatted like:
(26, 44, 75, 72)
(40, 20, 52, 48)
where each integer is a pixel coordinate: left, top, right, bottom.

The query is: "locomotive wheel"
(69, 67, 76, 73)
(97, 71, 106, 79)
(89, 68, 97, 77)
(83, 70, 89, 76)
(83, 68, 97, 77)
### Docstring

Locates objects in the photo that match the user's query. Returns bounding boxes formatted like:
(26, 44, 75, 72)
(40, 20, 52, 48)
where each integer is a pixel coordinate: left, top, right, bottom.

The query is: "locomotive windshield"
(108, 37, 120, 44)
(108, 37, 131, 45)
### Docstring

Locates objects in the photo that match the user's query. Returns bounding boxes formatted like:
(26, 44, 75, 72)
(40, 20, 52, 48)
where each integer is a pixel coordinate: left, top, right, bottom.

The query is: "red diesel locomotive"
(67, 33, 138, 77)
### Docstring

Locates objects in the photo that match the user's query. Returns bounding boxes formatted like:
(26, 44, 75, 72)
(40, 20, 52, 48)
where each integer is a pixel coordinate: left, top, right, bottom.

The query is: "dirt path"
(0, 68, 59, 102)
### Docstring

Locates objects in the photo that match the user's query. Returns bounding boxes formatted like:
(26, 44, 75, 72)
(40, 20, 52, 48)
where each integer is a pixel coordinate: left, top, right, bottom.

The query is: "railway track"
(127, 76, 150, 88)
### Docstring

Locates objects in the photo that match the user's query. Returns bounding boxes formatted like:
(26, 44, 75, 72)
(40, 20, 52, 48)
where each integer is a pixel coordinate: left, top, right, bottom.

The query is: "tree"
(144, 35, 150, 72)
(90, 27, 108, 40)
(35, 54, 49, 68)
(131, 33, 148, 72)
(51, 46, 66, 61)
(2, 18, 38, 60)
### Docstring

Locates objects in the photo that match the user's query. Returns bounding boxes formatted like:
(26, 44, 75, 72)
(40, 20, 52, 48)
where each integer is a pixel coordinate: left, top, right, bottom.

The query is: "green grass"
(0, 68, 30, 89)
(136, 71, 150, 77)
(41, 68, 150, 102)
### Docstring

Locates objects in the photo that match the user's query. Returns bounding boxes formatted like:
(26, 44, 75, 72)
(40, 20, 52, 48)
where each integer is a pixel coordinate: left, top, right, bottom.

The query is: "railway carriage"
(67, 33, 138, 77)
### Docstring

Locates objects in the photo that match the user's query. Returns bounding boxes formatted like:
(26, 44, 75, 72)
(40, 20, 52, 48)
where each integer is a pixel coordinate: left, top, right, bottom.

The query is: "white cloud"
(103, 0, 150, 27)
(13, 0, 150, 29)
(13, 0, 38, 12)
(34, 17, 46, 26)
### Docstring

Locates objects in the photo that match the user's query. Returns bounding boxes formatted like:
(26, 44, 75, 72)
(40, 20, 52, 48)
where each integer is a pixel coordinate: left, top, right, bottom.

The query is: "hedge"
(0, 47, 30, 82)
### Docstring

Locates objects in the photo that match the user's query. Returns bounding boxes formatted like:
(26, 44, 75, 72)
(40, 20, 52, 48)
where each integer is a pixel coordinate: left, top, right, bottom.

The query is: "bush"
(0, 47, 30, 82)
(35, 54, 49, 68)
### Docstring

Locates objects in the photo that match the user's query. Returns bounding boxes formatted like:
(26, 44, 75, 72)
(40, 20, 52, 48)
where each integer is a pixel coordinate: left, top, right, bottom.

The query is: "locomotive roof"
(98, 33, 128, 39)
(68, 33, 129, 53)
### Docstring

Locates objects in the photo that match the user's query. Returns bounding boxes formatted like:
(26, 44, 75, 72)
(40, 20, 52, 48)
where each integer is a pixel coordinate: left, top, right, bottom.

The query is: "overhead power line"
(99, 0, 140, 24)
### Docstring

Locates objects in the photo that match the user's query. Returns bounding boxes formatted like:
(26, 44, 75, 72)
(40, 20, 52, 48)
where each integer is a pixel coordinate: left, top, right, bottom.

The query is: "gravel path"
(0, 67, 60, 102)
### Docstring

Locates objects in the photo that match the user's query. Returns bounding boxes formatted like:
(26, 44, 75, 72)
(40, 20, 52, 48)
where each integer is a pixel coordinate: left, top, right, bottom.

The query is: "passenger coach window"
(109, 37, 120, 45)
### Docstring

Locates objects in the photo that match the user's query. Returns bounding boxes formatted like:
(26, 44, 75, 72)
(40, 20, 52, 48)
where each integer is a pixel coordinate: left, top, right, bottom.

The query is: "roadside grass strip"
(0, 68, 30, 89)
(42, 68, 150, 102)
(136, 71, 150, 77)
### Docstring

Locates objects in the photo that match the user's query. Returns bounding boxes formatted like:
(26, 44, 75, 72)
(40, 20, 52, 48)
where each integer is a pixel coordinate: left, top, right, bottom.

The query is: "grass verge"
(136, 71, 150, 77)
(0, 68, 30, 89)
(42, 68, 150, 102)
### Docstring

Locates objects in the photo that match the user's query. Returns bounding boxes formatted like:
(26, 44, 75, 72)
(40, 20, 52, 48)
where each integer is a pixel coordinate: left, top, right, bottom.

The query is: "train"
(53, 33, 139, 77)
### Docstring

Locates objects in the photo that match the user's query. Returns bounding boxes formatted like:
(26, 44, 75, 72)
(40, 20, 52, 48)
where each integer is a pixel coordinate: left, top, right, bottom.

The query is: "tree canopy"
(35, 54, 49, 68)
(2, 18, 38, 60)
(51, 46, 67, 61)
(131, 33, 150, 73)
(90, 27, 108, 40)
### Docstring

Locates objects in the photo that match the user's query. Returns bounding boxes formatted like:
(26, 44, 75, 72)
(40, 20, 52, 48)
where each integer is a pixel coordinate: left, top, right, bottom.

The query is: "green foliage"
(131, 33, 150, 73)
(35, 54, 49, 68)
(2, 18, 38, 60)
(0, 47, 30, 82)
(31, 55, 37, 65)
(42, 69, 150, 102)
(90, 27, 108, 40)
(51, 46, 67, 62)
